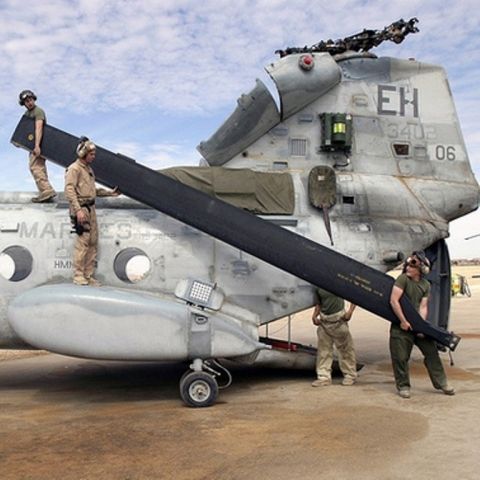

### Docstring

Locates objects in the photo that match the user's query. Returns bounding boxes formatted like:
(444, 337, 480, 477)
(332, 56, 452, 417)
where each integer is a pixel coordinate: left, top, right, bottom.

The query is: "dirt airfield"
(1, 266, 479, 480)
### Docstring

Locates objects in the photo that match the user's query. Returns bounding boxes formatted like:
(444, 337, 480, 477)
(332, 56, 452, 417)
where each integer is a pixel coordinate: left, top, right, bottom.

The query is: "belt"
(319, 308, 346, 322)
(80, 199, 95, 207)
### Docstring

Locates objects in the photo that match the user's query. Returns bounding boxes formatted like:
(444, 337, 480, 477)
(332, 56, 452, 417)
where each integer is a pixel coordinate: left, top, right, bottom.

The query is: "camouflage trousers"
(73, 206, 98, 281)
(389, 324, 448, 390)
(29, 153, 54, 195)
(316, 312, 357, 380)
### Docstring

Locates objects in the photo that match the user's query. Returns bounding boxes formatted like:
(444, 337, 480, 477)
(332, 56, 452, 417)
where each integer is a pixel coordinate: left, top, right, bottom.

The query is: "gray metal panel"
(197, 79, 280, 166)
(266, 52, 341, 120)
(338, 56, 391, 82)
(188, 312, 212, 358)
(426, 240, 451, 330)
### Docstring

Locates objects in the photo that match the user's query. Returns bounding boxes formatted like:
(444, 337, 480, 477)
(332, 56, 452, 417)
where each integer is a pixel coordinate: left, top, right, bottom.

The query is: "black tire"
(179, 368, 192, 386)
(179, 371, 218, 408)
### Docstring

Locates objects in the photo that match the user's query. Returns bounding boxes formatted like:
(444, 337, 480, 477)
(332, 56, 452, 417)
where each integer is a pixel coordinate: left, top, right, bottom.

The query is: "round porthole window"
(0, 246, 33, 282)
(114, 248, 151, 283)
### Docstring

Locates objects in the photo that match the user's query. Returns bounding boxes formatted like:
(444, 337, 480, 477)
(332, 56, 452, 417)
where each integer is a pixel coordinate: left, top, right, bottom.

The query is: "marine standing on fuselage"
(18, 90, 56, 203)
(65, 138, 119, 286)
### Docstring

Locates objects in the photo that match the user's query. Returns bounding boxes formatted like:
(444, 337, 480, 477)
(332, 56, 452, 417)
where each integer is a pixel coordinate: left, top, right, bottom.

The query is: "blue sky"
(1, 0, 479, 258)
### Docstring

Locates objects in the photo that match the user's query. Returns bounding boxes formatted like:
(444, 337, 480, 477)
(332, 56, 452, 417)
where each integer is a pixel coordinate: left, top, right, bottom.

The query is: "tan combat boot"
(32, 190, 57, 203)
(73, 275, 89, 286)
(312, 377, 331, 387)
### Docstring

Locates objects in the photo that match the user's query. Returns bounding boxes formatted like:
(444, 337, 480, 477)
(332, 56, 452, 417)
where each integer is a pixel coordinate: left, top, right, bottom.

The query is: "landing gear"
(179, 358, 232, 407)
(180, 371, 218, 407)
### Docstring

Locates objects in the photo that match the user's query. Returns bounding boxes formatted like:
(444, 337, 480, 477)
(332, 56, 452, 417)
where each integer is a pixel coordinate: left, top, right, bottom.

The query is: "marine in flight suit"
(65, 138, 119, 286)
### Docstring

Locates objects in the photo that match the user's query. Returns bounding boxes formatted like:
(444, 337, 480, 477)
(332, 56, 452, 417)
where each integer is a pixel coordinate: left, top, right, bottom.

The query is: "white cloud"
(111, 141, 201, 170)
(1, 1, 479, 116)
(1, 0, 479, 257)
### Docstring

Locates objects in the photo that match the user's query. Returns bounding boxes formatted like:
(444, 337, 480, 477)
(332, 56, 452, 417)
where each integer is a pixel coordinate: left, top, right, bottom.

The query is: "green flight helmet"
(19, 90, 37, 106)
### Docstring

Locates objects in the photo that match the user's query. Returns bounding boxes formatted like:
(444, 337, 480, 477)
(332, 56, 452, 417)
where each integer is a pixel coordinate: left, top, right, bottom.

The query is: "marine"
(64, 137, 119, 286)
(18, 90, 56, 203)
(311, 288, 357, 387)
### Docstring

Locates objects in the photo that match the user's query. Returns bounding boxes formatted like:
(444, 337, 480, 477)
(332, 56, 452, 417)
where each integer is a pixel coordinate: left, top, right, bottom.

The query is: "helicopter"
(1, 19, 479, 406)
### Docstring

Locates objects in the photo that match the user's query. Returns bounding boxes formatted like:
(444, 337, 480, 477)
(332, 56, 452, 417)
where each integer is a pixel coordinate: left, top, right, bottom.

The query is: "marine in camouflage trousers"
(389, 324, 448, 390)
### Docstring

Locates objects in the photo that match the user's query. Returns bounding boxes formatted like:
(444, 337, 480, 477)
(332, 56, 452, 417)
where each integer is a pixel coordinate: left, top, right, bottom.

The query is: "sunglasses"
(406, 258, 419, 268)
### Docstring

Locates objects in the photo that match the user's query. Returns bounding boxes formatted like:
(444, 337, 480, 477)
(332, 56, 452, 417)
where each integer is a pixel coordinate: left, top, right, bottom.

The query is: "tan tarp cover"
(161, 167, 294, 215)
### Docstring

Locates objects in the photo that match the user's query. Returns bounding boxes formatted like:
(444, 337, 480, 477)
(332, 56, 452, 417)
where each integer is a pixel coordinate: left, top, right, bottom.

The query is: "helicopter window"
(290, 138, 308, 156)
(0, 245, 33, 282)
(343, 196, 355, 204)
(114, 248, 151, 283)
(393, 143, 410, 156)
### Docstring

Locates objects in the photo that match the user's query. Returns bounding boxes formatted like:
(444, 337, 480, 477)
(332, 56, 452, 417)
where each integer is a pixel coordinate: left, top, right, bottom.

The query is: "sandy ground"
(0, 350, 47, 361)
(1, 266, 479, 480)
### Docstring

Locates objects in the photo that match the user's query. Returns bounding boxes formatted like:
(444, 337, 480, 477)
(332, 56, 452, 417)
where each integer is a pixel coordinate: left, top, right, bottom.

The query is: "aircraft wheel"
(179, 368, 192, 386)
(180, 371, 218, 408)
